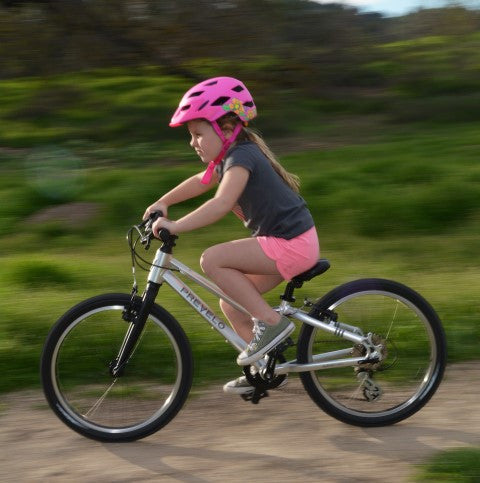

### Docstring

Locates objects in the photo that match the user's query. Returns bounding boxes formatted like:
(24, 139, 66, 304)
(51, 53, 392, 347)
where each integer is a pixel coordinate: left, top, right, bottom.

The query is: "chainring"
(243, 353, 287, 391)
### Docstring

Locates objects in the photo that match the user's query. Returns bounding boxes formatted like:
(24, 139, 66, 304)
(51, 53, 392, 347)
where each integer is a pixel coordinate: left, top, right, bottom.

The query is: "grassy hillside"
(0, 68, 479, 393)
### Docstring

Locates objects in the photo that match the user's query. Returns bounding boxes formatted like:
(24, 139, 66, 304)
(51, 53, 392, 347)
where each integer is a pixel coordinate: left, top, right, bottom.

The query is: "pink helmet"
(170, 76, 257, 127)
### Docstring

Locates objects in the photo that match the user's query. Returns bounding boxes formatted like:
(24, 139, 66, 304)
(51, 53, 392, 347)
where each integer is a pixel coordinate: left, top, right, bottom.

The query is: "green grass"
(1, 156, 479, 392)
(0, 69, 189, 148)
(0, 69, 479, 395)
(415, 447, 480, 482)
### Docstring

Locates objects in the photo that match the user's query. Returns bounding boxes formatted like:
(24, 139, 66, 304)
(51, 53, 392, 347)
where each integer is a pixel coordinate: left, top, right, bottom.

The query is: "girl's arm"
(143, 170, 217, 220)
(152, 166, 249, 235)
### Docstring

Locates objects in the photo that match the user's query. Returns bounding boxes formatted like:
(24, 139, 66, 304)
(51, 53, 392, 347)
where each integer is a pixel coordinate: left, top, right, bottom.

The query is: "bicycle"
(41, 212, 447, 442)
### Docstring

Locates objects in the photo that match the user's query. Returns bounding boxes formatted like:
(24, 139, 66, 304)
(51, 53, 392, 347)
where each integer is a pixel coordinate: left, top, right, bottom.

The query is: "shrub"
(6, 260, 76, 289)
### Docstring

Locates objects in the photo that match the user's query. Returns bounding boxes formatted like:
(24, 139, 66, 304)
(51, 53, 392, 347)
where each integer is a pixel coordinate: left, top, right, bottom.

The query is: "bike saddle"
(291, 259, 330, 285)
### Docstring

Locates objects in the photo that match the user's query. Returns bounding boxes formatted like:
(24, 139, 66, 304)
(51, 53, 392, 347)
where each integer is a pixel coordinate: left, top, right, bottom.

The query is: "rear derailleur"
(356, 370, 383, 401)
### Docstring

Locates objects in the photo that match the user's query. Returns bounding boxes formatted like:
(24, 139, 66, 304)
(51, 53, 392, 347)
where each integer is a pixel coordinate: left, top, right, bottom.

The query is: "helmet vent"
(244, 101, 254, 107)
(232, 85, 244, 92)
(211, 96, 230, 106)
(188, 91, 204, 98)
(180, 105, 191, 111)
(197, 100, 209, 111)
(204, 80, 218, 86)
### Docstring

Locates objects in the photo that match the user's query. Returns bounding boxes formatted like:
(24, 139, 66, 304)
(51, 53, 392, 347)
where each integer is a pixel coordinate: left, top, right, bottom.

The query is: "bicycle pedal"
(241, 389, 269, 404)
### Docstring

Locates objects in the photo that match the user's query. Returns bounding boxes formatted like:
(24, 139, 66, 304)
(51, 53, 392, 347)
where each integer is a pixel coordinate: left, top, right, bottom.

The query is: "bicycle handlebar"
(139, 210, 162, 229)
(138, 211, 177, 252)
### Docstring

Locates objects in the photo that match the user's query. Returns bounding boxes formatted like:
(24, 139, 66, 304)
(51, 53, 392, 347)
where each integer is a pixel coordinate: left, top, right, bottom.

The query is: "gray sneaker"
(236, 316, 295, 366)
(223, 375, 288, 395)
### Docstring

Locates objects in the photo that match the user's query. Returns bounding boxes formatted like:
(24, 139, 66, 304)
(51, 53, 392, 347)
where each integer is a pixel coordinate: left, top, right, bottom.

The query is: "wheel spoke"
(384, 300, 399, 341)
(84, 379, 118, 418)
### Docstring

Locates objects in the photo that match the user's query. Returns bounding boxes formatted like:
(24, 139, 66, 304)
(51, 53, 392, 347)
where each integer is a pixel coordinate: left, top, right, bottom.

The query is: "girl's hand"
(143, 200, 168, 221)
(152, 217, 179, 237)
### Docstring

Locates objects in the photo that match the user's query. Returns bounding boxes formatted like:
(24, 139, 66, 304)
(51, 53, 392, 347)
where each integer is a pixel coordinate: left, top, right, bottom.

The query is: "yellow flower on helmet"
(222, 98, 256, 123)
(224, 98, 245, 115)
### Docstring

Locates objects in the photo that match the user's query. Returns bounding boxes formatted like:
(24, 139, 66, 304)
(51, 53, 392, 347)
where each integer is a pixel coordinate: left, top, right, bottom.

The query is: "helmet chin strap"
(200, 122, 243, 185)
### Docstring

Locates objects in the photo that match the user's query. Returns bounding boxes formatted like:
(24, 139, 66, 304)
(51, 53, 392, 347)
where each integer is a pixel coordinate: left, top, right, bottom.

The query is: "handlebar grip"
(150, 210, 163, 221)
(145, 211, 174, 243)
(139, 210, 163, 229)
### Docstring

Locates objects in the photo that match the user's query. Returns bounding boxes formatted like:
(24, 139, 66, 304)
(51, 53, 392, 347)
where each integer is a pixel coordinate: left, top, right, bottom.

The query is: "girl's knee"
(200, 246, 217, 275)
(219, 298, 231, 314)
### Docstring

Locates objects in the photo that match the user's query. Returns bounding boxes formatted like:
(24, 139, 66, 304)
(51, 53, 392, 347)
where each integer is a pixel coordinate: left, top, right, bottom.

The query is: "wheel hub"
(352, 333, 388, 371)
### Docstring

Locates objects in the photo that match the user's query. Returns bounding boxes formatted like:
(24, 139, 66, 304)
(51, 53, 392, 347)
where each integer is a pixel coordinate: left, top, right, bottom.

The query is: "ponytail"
(243, 127, 300, 193)
(216, 114, 300, 193)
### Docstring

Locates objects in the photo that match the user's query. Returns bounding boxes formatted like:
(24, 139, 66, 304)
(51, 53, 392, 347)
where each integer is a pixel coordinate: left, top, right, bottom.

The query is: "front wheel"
(41, 293, 193, 442)
(297, 279, 446, 427)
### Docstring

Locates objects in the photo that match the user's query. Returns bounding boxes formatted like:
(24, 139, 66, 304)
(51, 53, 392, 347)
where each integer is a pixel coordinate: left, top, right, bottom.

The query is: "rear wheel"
(41, 293, 193, 442)
(297, 279, 446, 426)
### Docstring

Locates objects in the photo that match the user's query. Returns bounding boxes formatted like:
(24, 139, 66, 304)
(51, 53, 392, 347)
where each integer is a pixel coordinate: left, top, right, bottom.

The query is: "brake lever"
(141, 231, 152, 250)
(139, 211, 163, 250)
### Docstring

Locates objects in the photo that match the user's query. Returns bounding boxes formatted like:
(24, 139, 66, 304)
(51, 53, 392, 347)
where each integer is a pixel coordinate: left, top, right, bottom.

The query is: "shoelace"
(247, 321, 266, 350)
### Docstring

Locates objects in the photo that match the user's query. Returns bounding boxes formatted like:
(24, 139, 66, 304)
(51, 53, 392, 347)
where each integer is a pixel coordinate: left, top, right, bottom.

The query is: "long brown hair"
(216, 114, 300, 193)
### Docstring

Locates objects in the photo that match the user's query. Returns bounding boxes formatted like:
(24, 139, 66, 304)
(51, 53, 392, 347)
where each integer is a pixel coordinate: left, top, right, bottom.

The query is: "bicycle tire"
(41, 293, 193, 442)
(297, 278, 446, 427)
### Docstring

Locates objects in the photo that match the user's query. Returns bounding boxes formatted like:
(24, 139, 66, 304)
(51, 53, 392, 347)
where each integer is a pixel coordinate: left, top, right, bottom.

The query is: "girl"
(143, 77, 319, 395)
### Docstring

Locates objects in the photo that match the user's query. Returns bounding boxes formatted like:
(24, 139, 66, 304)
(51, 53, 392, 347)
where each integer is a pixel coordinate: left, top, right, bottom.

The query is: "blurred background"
(0, 0, 479, 406)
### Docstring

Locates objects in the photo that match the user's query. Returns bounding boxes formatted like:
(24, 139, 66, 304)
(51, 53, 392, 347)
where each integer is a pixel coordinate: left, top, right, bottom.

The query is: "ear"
(222, 125, 234, 140)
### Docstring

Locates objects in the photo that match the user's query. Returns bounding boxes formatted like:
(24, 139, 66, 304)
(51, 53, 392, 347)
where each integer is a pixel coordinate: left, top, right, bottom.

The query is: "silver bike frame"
(148, 248, 372, 375)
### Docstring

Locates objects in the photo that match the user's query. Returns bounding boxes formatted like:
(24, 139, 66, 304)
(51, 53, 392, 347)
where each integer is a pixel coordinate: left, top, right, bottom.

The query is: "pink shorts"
(256, 226, 320, 281)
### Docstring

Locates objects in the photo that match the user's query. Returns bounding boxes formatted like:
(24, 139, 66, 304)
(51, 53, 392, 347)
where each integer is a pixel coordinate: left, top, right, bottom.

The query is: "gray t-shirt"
(217, 142, 314, 239)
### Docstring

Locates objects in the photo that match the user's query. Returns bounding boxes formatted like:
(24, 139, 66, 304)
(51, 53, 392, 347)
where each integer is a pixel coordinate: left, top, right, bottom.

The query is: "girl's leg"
(200, 238, 284, 328)
(219, 273, 283, 342)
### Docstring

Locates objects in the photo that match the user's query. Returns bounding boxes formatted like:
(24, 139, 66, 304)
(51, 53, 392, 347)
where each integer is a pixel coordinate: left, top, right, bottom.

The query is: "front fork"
(110, 246, 171, 377)
(110, 281, 161, 377)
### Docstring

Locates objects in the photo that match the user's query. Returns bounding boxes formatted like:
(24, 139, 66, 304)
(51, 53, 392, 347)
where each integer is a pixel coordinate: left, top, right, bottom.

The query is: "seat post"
(280, 279, 303, 303)
(280, 259, 330, 304)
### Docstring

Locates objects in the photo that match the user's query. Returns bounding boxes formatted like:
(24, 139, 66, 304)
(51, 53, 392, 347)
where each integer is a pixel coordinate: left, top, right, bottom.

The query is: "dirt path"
(1, 363, 479, 482)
